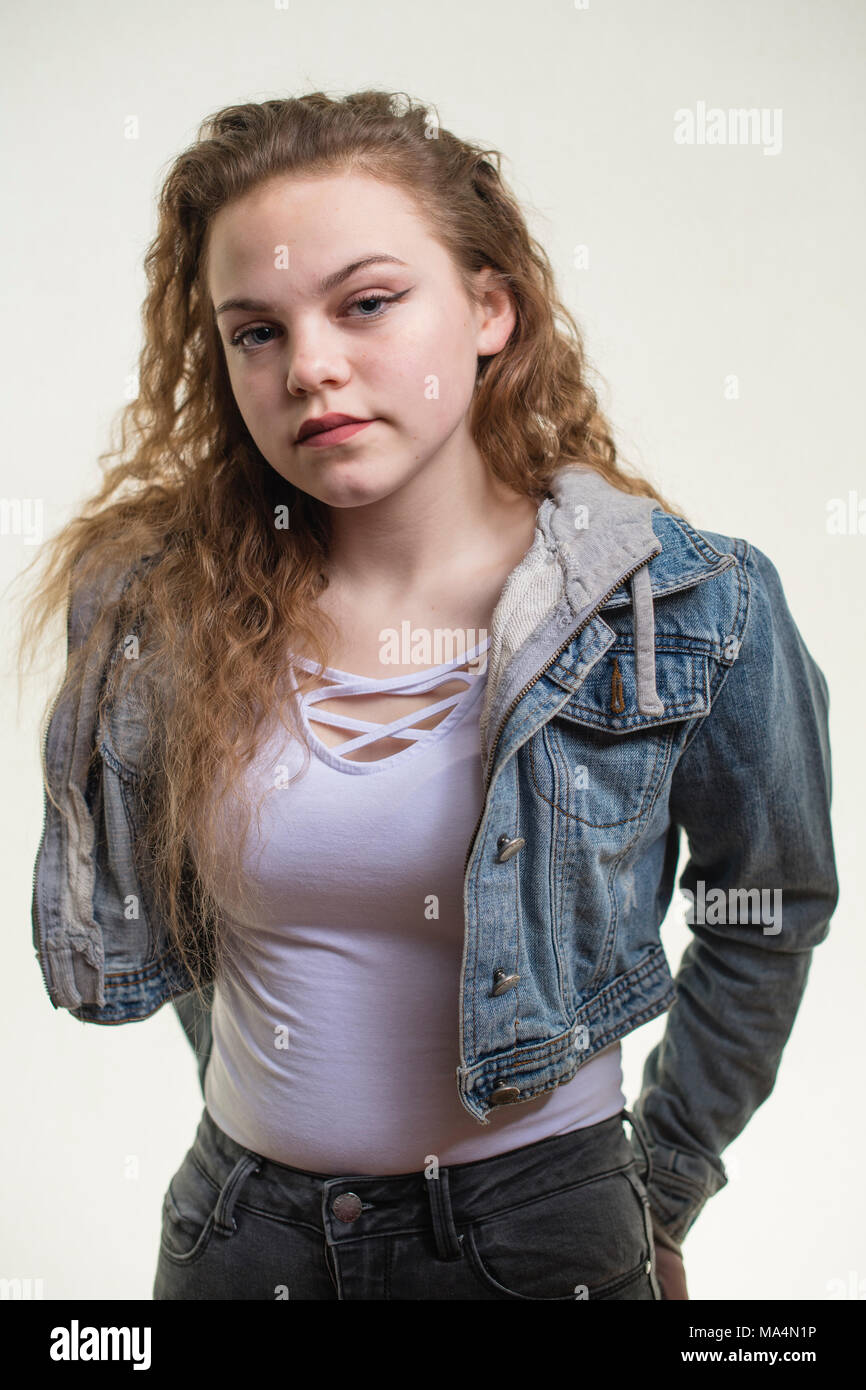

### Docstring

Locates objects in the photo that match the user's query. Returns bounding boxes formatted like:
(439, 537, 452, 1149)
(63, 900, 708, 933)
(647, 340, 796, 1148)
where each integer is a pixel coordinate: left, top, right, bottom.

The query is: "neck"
(323, 430, 541, 601)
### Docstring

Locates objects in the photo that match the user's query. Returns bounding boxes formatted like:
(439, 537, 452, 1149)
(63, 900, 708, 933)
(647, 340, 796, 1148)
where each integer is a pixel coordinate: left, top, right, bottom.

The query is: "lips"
(296, 413, 373, 442)
(296, 417, 377, 448)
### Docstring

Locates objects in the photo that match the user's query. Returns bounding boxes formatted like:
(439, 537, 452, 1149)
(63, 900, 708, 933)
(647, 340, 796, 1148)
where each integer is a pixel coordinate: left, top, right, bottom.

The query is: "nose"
(285, 320, 351, 396)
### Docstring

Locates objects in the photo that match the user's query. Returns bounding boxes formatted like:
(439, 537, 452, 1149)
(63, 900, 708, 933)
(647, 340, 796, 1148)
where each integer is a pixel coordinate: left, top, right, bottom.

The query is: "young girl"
(22, 90, 838, 1302)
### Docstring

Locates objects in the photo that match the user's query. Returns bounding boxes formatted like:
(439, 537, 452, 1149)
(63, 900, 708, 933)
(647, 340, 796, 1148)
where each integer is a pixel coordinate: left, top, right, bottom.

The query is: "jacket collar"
(479, 464, 729, 766)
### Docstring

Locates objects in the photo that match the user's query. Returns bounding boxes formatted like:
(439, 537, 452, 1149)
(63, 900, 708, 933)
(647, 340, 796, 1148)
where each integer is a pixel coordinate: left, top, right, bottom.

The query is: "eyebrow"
(213, 254, 410, 317)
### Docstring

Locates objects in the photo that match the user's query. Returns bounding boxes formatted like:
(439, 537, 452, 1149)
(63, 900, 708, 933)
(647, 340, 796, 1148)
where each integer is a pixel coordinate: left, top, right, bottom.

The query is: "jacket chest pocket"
(530, 645, 711, 836)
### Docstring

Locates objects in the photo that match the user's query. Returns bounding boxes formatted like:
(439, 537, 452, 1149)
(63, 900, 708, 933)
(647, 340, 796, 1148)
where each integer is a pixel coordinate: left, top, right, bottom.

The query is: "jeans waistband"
(190, 1105, 641, 1262)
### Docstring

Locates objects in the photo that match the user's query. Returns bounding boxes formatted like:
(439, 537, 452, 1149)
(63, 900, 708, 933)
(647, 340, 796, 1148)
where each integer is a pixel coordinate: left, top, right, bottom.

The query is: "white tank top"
(204, 636, 625, 1172)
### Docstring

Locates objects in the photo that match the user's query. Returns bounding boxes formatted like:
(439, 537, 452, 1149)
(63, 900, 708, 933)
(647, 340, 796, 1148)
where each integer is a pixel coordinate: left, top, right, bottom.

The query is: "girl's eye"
(228, 289, 408, 353)
(229, 324, 280, 352)
(342, 290, 407, 319)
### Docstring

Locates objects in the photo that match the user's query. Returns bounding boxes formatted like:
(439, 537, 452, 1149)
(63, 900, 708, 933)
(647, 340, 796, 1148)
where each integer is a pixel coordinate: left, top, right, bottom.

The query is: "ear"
(471, 265, 516, 358)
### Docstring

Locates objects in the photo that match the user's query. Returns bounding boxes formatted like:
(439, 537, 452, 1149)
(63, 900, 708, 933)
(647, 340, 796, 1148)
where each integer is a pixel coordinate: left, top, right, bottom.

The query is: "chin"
(312, 459, 418, 505)
(283, 468, 385, 506)
(320, 481, 401, 509)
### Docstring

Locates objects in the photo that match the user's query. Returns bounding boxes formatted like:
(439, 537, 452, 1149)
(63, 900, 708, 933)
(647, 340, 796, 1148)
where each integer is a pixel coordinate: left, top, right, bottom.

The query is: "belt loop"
(213, 1151, 261, 1236)
(622, 1107, 653, 1188)
(425, 1165, 463, 1261)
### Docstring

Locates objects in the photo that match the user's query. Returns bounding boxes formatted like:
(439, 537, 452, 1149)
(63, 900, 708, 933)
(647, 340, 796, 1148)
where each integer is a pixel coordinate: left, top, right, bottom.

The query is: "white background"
(2, 0, 863, 1302)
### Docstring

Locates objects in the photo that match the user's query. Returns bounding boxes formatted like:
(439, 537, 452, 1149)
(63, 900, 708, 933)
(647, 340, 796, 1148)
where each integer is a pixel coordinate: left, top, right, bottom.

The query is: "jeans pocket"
(463, 1164, 655, 1301)
(159, 1152, 220, 1268)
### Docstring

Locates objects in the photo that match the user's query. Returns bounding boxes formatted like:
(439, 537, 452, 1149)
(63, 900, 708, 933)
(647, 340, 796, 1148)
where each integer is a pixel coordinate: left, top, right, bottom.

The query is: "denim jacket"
(31, 464, 839, 1246)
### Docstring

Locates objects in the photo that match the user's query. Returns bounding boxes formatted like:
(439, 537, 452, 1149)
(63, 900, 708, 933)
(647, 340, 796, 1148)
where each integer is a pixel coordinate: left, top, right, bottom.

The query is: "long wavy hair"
(14, 89, 686, 1003)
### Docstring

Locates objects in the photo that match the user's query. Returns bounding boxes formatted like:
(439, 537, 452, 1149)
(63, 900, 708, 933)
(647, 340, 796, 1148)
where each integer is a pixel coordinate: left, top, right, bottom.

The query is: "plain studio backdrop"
(2, 0, 863, 1302)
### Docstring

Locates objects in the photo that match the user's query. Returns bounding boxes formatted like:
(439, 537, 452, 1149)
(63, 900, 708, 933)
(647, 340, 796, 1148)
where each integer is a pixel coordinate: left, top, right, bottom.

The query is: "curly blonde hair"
(14, 89, 684, 1003)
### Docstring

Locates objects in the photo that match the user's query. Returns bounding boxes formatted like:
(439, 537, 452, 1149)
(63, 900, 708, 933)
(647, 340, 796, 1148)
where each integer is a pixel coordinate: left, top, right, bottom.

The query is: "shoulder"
(652, 505, 792, 583)
(658, 513, 829, 731)
(67, 549, 162, 652)
(649, 506, 796, 619)
(644, 509, 823, 703)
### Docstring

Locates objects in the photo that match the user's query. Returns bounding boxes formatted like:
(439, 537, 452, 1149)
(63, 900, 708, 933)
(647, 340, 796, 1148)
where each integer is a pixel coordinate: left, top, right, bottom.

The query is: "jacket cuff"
(44, 936, 104, 1010)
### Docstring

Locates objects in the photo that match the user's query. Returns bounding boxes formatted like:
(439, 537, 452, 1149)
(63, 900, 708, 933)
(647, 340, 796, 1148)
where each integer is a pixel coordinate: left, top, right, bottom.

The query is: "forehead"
(205, 172, 439, 291)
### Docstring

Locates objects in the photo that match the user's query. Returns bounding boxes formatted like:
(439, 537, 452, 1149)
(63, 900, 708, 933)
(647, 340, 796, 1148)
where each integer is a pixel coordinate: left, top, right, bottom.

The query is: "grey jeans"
(152, 1104, 661, 1301)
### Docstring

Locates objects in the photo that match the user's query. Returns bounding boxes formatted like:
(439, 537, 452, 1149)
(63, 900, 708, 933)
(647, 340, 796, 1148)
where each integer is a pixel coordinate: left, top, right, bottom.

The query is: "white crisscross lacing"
(293, 636, 491, 759)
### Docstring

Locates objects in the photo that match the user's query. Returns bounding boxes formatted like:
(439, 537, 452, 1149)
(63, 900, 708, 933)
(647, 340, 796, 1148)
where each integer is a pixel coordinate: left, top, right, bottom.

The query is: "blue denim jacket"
(31, 464, 839, 1245)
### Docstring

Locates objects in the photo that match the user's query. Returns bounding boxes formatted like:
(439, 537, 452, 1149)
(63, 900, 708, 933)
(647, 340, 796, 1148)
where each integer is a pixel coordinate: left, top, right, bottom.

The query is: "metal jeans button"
(332, 1192, 363, 1223)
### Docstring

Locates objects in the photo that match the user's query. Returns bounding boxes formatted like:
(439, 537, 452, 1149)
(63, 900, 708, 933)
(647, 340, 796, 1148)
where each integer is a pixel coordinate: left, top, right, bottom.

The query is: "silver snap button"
(332, 1192, 363, 1223)
(489, 1085, 520, 1106)
(495, 834, 525, 863)
(491, 968, 521, 997)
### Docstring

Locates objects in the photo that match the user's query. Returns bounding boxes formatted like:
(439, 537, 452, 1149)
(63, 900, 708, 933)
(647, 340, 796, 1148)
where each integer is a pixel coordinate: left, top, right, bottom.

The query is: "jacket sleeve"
(32, 555, 151, 1011)
(31, 563, 118, 1010)
(172, 986, 215, 1096)
(628, 539, 839, 1247)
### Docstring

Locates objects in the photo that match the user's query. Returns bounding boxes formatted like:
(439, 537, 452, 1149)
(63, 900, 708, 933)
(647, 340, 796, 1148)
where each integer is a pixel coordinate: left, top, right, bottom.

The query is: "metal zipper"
(461, 544, 662, 877)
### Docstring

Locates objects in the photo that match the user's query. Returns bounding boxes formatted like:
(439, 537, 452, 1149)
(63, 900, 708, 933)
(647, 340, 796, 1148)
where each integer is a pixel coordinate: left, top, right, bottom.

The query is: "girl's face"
(206, 171, 514, 509)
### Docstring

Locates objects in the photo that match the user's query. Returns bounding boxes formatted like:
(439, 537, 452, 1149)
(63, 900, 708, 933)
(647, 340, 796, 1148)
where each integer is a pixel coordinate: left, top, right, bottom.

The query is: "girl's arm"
(630, 540, 839, 1248)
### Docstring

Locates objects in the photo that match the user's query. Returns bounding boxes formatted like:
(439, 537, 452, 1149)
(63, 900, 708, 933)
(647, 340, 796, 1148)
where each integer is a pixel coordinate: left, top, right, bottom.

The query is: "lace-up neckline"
(290, 636, 491, 774)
